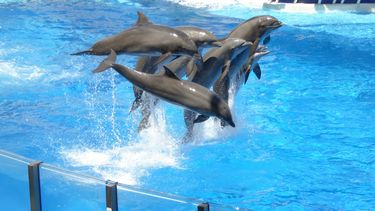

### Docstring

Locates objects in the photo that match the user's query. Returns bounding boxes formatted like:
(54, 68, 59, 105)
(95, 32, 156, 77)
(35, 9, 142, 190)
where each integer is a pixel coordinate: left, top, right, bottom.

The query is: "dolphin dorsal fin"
(135, 11, 151, 26)
(163, 66, 180, 80)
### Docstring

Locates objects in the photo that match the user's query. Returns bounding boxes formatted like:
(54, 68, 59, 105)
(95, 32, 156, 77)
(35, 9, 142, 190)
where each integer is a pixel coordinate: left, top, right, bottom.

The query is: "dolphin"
(132, 26, 220, 132)
(72, 12, 200, 72)
(130, 25, 219, 116)
(227, 15, 282, 46)
(226, 15, 282, 79)
(95, 50, 235, 128)
(183, 38, 251, 139)
(191, 38, 251, 88)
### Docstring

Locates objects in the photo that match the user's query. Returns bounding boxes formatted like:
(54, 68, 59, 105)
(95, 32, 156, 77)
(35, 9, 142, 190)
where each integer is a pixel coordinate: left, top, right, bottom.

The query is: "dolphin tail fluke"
(93, 49, 117, 73)
(70, 49, 93, 56)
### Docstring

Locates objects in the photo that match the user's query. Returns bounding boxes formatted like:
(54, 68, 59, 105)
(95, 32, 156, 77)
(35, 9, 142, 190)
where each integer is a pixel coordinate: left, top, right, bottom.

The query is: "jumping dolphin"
(131, 26, 220, 132)
(72, 12, 200, 72)
(212, 46, 270, 127)
(130, 25, 219, 115)
(227, 15, 282, 47)
(183, 38, 251, 139)
(96, 50, 236, 128)
(226, 15, 282, 79)
(191, 38, 251, 88)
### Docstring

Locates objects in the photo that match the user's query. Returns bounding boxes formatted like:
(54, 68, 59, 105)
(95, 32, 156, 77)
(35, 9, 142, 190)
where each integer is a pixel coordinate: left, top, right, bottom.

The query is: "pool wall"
(0, 150, 249, 211)
(264, 0, 375, 12)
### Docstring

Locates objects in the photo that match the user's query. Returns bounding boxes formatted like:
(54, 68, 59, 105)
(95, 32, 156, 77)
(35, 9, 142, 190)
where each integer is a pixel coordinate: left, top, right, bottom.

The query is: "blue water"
(1, 0, 375, 210)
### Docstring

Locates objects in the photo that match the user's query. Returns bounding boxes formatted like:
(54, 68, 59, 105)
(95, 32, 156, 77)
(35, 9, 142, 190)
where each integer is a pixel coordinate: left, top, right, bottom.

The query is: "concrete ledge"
(263, 2, 375, 13)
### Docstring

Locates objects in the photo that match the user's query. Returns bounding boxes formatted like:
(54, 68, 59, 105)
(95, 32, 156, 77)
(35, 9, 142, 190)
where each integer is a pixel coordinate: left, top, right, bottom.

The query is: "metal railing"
(0, 149, 249, 211)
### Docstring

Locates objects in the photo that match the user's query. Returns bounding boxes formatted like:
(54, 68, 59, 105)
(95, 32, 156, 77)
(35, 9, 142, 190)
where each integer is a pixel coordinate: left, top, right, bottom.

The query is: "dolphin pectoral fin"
(93, 49, 117, 73)
(253, 63, 261, 80)
(135, 11, 151, 26)
(163, 66, 181, 80)
(263, 36, 271, 45)
(71, 49, 93, 56)
(244, 66, 251, 84)
(193, 115, 210, 124)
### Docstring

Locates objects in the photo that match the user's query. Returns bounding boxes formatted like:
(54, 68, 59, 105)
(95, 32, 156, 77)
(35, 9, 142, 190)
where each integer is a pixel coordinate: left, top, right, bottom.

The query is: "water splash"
(61, 99, 183, 185)
(0, 60, 45, 82)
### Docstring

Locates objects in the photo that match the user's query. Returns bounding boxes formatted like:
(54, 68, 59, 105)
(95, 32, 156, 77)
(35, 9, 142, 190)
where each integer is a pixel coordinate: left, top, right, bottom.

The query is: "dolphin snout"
(227, 119, 236, 128)
(270, 21, 283, 29)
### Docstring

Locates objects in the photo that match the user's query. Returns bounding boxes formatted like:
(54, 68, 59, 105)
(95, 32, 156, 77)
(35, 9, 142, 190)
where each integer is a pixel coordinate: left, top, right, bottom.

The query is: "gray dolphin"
(226, 15, 282, 79)
(130, 25, 219, 116)
(191, 38, 251, 88)
(227, 15, 282, 46)
(72, 12, 199, 71)
(96, 50, 235, 128)
(183, 38, 251, 139)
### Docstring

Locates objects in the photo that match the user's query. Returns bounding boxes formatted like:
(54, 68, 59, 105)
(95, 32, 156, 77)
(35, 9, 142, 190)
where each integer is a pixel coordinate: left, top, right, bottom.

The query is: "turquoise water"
(0, 0, 374, 210)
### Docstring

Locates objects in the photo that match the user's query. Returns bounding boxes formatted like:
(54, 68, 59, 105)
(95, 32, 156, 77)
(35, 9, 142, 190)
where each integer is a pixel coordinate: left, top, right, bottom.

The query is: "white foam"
(0, 60, 45, 81)
(60, 80, 242, 185)
(190, 83, 240, 145)
(0, 59, 82, 85)
(61, 106, 182, 185)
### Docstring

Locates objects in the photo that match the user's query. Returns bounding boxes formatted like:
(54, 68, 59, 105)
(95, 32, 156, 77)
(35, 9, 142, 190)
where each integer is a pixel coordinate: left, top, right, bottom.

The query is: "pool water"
(0, 0, 374, 210)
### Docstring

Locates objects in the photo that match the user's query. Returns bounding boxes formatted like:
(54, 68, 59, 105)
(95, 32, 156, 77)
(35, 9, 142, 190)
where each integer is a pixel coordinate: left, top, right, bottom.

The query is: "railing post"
(28, 161, 42, 211)
(106, 181, 118, 211)
(197, 203, 209, 211)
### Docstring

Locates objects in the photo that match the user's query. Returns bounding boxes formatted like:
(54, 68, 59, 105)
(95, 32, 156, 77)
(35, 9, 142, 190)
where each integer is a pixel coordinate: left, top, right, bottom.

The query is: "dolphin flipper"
(244, 66, 251, 84)
(253, 63, 261, 80)
(93, 49, 117, 73)
(263, 35, 271, 45)
(193, 115, 210, 124)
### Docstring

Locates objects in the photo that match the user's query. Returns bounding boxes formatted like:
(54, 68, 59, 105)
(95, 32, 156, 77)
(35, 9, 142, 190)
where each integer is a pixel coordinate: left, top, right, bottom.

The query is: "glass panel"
(117, 183, 198, 211)
(0, 152, 30, 211)
(40, 164, 106, 211)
